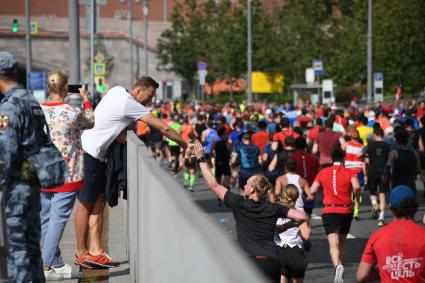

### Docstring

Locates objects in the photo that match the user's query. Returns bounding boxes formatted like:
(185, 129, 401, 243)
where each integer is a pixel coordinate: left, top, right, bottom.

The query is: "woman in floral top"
(40, 71, 94, 279)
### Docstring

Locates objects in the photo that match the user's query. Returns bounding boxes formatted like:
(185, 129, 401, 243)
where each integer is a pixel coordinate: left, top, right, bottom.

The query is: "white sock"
(371, 199, 378, 206)
(379, 211, 384, 220)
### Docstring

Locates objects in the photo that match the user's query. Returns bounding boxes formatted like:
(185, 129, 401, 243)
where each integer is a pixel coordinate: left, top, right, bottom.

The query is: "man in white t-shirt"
(74, 76, 186, 268)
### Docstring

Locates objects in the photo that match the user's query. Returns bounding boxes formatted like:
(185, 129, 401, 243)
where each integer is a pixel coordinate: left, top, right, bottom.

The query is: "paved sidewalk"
(60, 200, 129, 283)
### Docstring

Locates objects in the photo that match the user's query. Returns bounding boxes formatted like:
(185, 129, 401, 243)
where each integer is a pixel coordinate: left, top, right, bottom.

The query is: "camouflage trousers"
(5, 182, 45, 283)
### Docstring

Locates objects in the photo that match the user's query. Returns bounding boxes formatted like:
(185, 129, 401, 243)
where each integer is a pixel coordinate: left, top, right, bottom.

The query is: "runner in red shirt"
(306, 118, 323, 146)
(273, 117, 299, 149)
(310, 147, 361, 283)
(289, 137, 319, 215)
(312, 118, 345, 168)
(251, 120, 269, 154)
(357, 186, 425, 283)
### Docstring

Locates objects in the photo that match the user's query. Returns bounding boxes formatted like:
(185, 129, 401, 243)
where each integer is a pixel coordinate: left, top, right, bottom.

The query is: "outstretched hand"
(194, 140, 204, 159)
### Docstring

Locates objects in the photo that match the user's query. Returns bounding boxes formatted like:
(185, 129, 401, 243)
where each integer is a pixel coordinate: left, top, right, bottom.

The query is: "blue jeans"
(40, 191, 76, 268)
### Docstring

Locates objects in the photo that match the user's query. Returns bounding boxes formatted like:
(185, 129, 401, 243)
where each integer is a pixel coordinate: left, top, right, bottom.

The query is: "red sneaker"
(85, 250, 120, 269)
(74, 253, 92, 269)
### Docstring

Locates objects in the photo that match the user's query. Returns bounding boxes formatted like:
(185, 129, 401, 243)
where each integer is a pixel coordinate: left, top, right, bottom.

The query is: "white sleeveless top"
(275, 216, 304, 248)
(285, 173, 304, 210)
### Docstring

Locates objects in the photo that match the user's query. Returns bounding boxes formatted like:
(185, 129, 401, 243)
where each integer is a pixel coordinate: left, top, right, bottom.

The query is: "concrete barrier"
(127, 131, 269, 283)
(0, 191, 10, 282)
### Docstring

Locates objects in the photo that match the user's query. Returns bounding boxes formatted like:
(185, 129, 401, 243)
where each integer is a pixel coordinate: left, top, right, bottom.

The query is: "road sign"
(313, 59, 323, 75)
(374, 72, 384, 102)
(374, 72, 383, 81)
(198, 70, 207, 85)
(322, 79, 334, 104)
(30, 20, 38, 35)
(94, 62, 106, 75)
(197, 61, 207, 71)
(305, 68, 315, 84)
(95, 52, 105, 62)
(27, 71, 48, 91)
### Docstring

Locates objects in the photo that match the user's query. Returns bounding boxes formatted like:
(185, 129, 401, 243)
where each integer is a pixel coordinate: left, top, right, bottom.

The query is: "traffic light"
(12, 19, 19, 33)
(95, 76, 108, 93)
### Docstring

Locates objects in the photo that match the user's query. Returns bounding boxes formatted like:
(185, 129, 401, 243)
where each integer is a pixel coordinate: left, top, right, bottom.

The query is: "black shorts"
(367, 177, 389, 194)
(184, 158, 196, 169)
(249, 256, 281, 283)
(169, 145, 180, 156)
(322, 213, 353, 235)
(279, 246, 307, 278)
(78, 152, 106, 203)
(215, 162, 231, 182)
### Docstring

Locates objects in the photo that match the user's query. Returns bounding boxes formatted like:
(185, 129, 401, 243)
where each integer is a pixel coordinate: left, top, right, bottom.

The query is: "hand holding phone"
(68, 84, 82, 93)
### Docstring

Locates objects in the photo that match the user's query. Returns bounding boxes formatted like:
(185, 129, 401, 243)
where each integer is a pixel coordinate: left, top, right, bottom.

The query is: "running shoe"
(52, 264, 73, 279)
(371, 204, 379, 219)
(334, 264, 344, 283)
(44, 269, 64, 281)
(74, 254, 92, 269)
(85, 250, 120, 269)
(189, 186, 194, 192)
(353, 206, 359, 221)
(378, 219, 385, 227)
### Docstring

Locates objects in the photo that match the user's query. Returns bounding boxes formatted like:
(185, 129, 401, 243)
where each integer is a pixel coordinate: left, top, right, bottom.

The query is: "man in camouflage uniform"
(0, 52, 46, 282)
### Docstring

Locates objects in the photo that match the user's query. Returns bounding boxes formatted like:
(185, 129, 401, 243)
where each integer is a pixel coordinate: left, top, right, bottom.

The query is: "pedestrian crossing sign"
(94, 63, 106, 75)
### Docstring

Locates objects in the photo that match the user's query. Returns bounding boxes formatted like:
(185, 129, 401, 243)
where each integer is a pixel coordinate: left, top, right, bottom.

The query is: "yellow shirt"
(357, 125, 373, 145)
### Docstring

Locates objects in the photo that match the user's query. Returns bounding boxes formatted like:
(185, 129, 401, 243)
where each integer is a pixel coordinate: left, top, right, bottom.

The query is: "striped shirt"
(345, 140, 364, 173)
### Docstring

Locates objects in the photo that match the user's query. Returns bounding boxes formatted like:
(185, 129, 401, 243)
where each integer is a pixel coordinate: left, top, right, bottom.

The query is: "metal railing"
(0, 191, 9, 282)
(126, 131, 268, 283)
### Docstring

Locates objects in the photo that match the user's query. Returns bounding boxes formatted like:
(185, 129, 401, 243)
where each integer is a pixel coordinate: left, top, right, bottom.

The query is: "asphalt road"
(172, 169, 425, 283)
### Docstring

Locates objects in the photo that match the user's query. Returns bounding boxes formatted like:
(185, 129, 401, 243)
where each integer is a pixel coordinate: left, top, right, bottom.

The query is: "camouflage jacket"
(0, 84, 48, 188)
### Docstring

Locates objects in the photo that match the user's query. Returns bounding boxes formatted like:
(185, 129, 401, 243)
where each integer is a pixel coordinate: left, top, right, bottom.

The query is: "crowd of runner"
(137, 98, 425, 283)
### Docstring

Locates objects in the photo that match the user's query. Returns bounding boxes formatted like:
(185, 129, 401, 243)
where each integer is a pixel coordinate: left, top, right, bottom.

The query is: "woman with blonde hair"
(193, 140, 307, 283)
(275, 184, 311, 283)
(40, 71, 94, 279)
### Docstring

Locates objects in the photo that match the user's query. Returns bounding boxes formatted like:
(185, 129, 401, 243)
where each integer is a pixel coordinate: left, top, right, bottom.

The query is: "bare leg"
(281, 275, 289, 283)
(88, 194, 106, 255)
(338, 234, 348, 265)
(327, 233, 341, 267)
(75, 200, 94, 257)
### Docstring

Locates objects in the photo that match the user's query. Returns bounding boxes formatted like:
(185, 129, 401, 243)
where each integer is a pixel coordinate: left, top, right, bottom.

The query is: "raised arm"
(141, 114, 187, 149)
(194, 140, 227, 200)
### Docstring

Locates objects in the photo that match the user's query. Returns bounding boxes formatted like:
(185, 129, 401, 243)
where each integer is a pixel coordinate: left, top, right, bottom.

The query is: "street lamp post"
(367, 0, 373, 104)
(90, 0, 96, 102)
(128, 0, 134, 85)
(247, 0, 253, 104)
(143, 0, 149, 75)
(68, 0, 80, 84)
(25, 0, 32, 78)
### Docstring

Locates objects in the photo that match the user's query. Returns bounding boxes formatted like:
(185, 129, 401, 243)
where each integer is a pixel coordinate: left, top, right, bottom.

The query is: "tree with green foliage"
(273, 0, 330, 86)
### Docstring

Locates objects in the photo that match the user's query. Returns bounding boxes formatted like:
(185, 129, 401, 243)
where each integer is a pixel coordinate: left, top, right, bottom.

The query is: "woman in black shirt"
(192, 140, 307, 283)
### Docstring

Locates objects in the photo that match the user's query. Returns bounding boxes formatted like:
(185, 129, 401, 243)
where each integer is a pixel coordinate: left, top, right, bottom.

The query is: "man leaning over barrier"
(74, 76, 187, 268)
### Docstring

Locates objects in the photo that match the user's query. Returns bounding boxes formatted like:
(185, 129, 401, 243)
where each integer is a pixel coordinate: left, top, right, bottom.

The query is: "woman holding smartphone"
(40, 71, 95, 279)
(192, 140, 307, 283)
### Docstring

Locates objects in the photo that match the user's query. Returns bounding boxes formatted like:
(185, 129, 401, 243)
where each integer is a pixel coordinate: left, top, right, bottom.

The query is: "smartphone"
(68, 84, 83, 93)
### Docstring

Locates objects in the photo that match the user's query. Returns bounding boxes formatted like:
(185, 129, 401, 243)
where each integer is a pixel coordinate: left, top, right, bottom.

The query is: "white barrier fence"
(127, 131, 268, 283)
